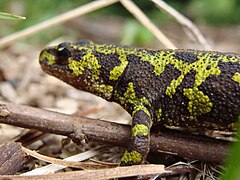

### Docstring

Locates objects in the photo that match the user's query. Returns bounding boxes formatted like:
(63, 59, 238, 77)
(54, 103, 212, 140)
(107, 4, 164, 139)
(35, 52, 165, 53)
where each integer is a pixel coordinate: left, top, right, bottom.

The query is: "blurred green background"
(1, 0, 240, 43)
(1, 0, 240, 27)
(0, 0, 240, 45)
(0, 0, 239, 178)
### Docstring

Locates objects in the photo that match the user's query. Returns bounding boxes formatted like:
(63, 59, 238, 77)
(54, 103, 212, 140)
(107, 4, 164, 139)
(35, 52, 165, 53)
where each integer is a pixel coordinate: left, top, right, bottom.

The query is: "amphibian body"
(39, 40, 240, 165)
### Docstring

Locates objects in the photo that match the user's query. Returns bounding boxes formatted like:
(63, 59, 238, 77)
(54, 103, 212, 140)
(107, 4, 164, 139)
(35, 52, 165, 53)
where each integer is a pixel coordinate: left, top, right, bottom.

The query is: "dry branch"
(0, 142, 29, 175)
(0, 101, 231, 164)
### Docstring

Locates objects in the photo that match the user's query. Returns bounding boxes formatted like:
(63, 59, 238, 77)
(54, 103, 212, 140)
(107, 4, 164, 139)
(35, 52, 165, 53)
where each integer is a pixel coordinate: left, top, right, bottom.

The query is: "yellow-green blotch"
(183, 87, 212, 116)
(115, 82, 151, 117)
(140, 51, 172, 76)
(91, 84, 113, 99)
(193, 55, 221, 87)
(121, 150, 142, 164)
(109, 54, 128, 80)
(68, 49, 101, 79)
(165, 52, 223, 98)
(166, 75, 185, 98)
(68, 60, 84, 76)
(131, 124, 149, 137)
(232, 72, 240, 84)
(40, 49, 56, 65)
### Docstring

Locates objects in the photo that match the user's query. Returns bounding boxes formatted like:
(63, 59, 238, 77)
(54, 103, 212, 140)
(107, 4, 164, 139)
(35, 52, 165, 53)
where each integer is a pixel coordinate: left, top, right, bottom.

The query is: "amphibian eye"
(56, 42, 71, 65)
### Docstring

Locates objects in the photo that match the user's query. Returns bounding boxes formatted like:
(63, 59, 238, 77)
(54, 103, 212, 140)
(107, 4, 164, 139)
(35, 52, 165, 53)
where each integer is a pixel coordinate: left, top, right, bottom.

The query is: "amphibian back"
(39, 40, 240, 165)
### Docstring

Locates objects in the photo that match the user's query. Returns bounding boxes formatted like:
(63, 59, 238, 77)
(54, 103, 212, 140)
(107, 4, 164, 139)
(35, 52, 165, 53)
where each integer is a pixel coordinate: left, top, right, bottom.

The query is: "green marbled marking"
(166, 52, 222, 98)
(91, 84, 113, 99)
(68, 60, 84, 76)
(232, 72, 240, 84)
(68, 49, 101, 79)
(114, 82, 151, 117)
(40, 49, 56, 65)
(39, 40, 240, 166)
(192, 53, 221, 87)
(121, 150, 142, 164)
(140, 50, 172, 75)
(183, 87, 213, 116)
(131, 124, 149, 137)
(109, 54, 128, 80)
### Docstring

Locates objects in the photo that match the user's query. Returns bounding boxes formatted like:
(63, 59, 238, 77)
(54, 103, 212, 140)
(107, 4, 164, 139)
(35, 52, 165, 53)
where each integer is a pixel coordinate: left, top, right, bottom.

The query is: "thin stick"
(22, 146, 110, 170)
(0, 101, 230, 163)
(0, 0, 119, 49)
(2, 164, 169, 179)
(120, 0, 176, 49)
(151, 0, 211, 50)
(21, 148, 105, 176)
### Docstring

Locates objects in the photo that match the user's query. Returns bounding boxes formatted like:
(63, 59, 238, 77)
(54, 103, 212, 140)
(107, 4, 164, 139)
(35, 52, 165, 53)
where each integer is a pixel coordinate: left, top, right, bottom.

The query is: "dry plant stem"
(0, 0, 119, 49)
(120, 0, 176, 49)
(151, 0, 211, 50)
(22, 146, 113, 169)
(0, 101, 229, 164)
(1, 164, 169, 180)
(22, 148, 103, 176)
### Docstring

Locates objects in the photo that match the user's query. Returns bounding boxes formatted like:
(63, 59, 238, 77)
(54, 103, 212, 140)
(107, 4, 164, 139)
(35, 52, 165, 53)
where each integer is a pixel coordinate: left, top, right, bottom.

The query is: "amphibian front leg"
(120, 107, 152, 165)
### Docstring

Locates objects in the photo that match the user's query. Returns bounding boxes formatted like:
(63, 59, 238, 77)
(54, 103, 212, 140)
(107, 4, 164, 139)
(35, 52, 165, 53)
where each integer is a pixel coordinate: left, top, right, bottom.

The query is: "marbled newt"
(39, 40, 240, 165)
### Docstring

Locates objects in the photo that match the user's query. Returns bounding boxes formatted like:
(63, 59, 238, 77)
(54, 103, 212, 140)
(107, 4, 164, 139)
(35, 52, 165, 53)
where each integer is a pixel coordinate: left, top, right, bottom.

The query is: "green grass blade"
(220, 116, 240, 180)
(0, 12, 26, 20)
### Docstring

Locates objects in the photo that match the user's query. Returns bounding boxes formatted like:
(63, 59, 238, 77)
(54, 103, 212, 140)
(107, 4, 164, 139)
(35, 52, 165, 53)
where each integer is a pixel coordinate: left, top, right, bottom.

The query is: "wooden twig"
(0, 101, 230, 163)
(120, 0, 176, 49)
(151, 0, 211, 50)
(0, 142, 29, 175)
(1, 164, 169, 180)
(0, 0, 119, 49)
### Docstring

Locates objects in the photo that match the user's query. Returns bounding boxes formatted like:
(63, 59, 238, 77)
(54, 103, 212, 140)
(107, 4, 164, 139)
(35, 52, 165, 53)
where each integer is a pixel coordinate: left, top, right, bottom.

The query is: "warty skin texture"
(39, 40, 240, 165)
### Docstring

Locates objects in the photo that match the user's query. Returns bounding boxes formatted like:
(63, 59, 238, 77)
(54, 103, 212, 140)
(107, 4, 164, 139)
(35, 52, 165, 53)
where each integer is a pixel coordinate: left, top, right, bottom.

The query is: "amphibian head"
(39, 40, 115, 100)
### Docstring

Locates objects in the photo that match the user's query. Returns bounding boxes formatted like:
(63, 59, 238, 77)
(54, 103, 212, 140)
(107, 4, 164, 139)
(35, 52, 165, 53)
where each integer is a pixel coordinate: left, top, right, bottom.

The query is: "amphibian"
(39, 40, 240, 165)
